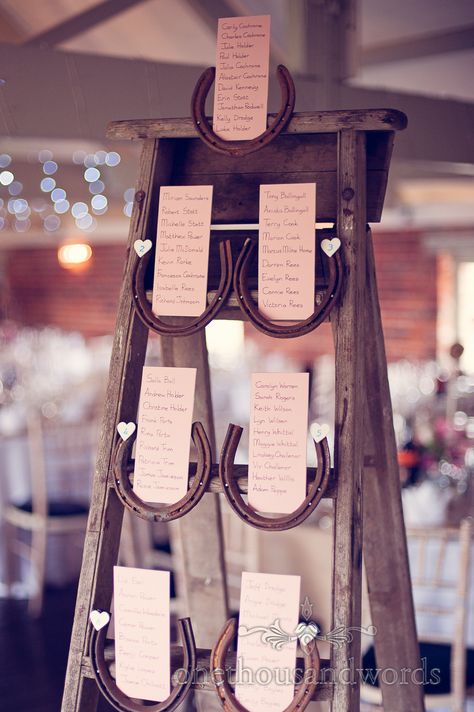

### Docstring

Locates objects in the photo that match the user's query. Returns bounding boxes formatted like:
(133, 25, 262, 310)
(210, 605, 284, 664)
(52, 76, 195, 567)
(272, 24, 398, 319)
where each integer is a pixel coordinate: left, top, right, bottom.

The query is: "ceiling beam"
(0, 43, 473, 166)
(185, 0, 239, 34)
(362, 25, 474, 66)
(25, 0, 153, 48)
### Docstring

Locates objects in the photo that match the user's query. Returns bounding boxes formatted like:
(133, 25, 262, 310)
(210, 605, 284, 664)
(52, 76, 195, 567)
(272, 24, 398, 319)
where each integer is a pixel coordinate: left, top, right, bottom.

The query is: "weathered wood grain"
(107, 109, 407, 140)
(362, 229, 425, 712)
(61, 138, 173, 712)
(330, 129, 367, 712)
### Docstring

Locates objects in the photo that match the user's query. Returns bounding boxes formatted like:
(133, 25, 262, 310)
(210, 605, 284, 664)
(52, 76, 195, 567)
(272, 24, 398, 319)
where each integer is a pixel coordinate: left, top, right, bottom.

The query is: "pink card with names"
(259, 183, 316, 320)
(248, 372, 309, 514)
(236, 572, 300, 709)
(152, 185, 213, 317)
(213, 16, 270, 140)
(114, 567, 170, 702)
(133, 366, 196, 504)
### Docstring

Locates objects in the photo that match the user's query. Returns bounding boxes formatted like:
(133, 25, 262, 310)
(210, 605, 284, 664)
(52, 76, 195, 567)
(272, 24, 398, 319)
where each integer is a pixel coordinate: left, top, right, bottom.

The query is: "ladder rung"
(145, 288, 331, 322)
(81, 647, 334, 701)
(119, 463, 338, 499)
(114, 457, 376, 499)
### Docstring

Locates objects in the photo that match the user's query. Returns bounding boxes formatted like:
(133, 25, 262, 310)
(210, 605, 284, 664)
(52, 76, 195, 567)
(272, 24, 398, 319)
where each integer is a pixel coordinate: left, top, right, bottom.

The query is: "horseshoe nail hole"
(308, 502, 312, 507)
(196, 120, 201, 125)
(317, 487, 322, 492)
(224, 483, 229, 488)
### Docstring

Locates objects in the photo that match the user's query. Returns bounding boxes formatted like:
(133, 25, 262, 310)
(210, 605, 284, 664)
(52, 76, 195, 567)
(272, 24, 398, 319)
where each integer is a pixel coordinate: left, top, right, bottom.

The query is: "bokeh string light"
(0, 147, 123, 235)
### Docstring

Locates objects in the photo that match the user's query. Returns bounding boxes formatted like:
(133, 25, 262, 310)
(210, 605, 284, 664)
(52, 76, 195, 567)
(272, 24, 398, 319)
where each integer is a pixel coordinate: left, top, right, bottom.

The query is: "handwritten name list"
(114, 567, 170, 702)
(152, 185, 213, 317)
(248, 372, 309, 514)
(213, 15, 270, 140)
(259, 183, 316, 320)
(133, 366, 196, 504)
(236, 572, 300, 710)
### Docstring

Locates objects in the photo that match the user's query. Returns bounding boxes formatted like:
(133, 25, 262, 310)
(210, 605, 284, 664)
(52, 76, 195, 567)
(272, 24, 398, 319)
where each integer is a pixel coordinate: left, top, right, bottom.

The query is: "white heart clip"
(90, 609, 110, 631)
(321, 238, 341, 257)
(134, 239, 152, 257)
(295, 621, 320, 646)
(117, 421, 136, 441)
(310, 422, 330, 443)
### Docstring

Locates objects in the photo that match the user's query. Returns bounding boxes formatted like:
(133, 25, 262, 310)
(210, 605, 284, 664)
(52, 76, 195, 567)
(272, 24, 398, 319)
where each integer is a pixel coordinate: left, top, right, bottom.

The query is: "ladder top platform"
(107, 108, 408, 141)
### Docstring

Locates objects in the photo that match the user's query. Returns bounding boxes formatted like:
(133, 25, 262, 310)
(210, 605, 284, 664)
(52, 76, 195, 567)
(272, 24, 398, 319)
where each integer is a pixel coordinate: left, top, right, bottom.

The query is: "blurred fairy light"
(15, 218, 30, 232)
(0, 170, 14, 186)
(43, 160, 58, 175)
(123, 187, 134, 218)
(89, 180, 105, 194)
(54, 199, 70, 214)
(76, 213, 93, 230)
(83, 153, 97, 167)
(84, 167, 100, 182)
(91, 194, 107, 211)
(8, 181, 23, 196)
(71, 202, 88, 219)
(38, 149, 53, 163)
(41, 177, 56, 192)
(43, 214, 61, 231)
(51, 187, 66, 202)
(0, 144, 122, 235)
(105, 151, 120, 166)
(72, 150, 86, 165)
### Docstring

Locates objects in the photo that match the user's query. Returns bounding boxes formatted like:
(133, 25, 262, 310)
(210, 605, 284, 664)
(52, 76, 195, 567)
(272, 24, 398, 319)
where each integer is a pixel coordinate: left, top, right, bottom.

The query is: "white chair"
(3, 411, 93, 615)
(361, 518, 474, 711)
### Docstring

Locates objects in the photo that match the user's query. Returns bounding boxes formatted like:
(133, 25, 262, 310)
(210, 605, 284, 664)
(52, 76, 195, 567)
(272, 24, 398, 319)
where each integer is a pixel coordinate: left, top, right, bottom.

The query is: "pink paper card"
(133, 366, 196, 504)
(259, 183, 316, 320)
(236, 572, 301, 710)
(213, 16, 270, 140)
(114, 566, 170, 702)
(152, 185, 213, 317)
(248, 372, 309, 514)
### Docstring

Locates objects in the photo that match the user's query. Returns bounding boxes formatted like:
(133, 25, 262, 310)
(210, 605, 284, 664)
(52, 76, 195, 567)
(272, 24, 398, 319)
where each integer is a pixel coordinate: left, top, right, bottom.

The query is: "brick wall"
(248, 230, 438, 362)
(1, 244, 126, 337)
(1, 230, 437, 362)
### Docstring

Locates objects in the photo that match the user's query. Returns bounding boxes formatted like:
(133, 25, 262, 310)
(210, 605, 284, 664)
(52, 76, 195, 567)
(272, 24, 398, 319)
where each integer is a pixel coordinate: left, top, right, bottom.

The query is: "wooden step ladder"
(62, 108, 425, 712)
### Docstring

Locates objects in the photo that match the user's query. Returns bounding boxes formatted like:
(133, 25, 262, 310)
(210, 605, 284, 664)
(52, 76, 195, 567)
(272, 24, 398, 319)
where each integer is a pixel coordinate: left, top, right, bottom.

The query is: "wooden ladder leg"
(362, 228, 425, 712)
(330, 129, 367, 711)
(161, 329, 228, 712)
(28, 525, 47, 617)
(61, 138, 170, 712)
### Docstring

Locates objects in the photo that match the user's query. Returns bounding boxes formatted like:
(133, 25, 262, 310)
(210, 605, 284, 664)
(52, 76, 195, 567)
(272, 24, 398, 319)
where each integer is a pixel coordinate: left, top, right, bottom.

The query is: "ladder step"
(113, 457, 376, 499)
(117, 463, 338, 499)
(81, 647, 334, 702)
(145, 288, 330, 322)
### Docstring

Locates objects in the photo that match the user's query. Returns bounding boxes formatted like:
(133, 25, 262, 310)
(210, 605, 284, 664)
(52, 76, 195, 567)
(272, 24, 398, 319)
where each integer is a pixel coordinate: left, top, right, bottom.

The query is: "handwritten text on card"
(259, 183, 316, 320)
(248, 372, 309, 514)
(213, 16, 270, 140)
(133, 366, 196, 504)
(236, 572, 300, 710)
(114, 567, 170, 702)
(152, 185, 213, 318)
